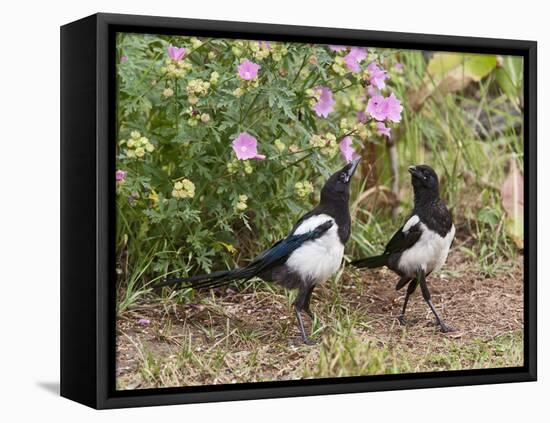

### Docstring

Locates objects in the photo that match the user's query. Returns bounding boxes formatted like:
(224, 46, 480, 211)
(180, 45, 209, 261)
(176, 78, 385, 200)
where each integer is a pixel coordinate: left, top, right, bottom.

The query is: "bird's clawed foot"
(438, 322, 455, 333)
(301, 310, 319, 345)
(301, 336, 319, 346)
(294, 305, 319, 346)
(397, 314, 407, 326)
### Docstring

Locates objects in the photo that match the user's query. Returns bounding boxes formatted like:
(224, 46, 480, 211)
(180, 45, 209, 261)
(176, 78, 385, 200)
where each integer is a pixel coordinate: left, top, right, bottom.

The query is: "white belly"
(398, 223, 455, 276)
(286, 214, 344, 284)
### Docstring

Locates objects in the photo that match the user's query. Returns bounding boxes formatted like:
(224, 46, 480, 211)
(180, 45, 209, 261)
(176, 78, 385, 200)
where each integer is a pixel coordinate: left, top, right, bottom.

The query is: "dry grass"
(116, 248, 523, 390)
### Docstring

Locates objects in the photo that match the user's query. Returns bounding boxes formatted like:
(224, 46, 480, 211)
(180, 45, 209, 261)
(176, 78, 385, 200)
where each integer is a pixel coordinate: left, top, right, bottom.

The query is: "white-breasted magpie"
(157, 157, 361, 344)
(352, 165, 455, 332)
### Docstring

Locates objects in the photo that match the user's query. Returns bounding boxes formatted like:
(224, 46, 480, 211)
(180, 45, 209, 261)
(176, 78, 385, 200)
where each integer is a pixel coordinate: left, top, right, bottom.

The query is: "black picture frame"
(60, 12, 537, 409)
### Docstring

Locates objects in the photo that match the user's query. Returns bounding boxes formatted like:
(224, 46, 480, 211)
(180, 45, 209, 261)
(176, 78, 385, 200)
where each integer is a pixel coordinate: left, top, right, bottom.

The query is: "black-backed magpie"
(352, 165, 455, 332)
(157, 157, 361, 344)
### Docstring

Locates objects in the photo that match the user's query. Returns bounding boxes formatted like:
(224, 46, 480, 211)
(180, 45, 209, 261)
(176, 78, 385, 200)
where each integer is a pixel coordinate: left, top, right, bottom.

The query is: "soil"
(116, 248, 524, 389)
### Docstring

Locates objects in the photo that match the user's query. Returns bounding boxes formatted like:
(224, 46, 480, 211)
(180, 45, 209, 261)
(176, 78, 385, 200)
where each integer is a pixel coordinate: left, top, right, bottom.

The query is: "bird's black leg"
(397, 279, 417, 326)
(303, 285, 315, 320)
(418, 270, 454, 333)
(293, 285, 316, 345)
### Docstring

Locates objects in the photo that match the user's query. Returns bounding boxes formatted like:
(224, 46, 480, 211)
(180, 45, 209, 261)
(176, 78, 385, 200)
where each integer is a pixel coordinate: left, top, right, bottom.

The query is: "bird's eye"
(339, 172, 347, 182)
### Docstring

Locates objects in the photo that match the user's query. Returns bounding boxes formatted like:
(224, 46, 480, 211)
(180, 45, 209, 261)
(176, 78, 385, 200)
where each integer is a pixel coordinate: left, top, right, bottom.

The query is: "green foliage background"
(115, 33, 523, 311)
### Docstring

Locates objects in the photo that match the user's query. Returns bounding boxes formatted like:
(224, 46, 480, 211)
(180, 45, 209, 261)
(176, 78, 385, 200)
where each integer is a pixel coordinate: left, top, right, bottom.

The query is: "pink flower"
(237, 60, 261, 80)
(329, 45, 347, 52)
(339, 136, 360, 162)
(232, 132, 266, 160)
(167, 46, 186, 61)
(376, 122, 391, 138)
(394, 62, 403, 73)
(120, 55, 128, 63)
(366, 85, 379, 98)
(344, 47, 367, 72)
(137, 318, 150, 326)
(384, 93, 403, 122)
(366, 95, 387, 121)
(312, 86, 335, 118)
(116, 170, 126, 182)
(366, 93, 403, 122)
(367, 62, 389, 89)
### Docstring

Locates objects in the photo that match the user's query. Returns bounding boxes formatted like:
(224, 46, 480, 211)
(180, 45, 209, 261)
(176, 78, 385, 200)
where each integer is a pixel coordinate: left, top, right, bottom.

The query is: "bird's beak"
(408, 165, 422, 179)
(345, 157, 361, 183)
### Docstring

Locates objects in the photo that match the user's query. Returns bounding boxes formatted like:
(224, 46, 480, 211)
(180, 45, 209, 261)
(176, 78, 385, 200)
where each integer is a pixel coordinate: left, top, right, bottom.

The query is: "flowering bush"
(116, 33, 403, 280)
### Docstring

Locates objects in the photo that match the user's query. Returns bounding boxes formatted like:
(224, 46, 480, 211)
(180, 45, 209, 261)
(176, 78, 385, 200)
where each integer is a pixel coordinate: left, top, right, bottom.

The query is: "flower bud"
(274, 139, 285, 152)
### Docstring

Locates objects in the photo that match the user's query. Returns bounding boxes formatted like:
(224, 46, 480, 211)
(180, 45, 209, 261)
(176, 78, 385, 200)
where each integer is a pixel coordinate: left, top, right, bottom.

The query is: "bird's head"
(408, 164, 440, 200)
(320, 157, 361, 203)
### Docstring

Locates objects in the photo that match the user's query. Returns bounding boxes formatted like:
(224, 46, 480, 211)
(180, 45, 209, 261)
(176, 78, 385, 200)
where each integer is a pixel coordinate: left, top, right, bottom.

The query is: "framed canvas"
(60, 12, 537, 409)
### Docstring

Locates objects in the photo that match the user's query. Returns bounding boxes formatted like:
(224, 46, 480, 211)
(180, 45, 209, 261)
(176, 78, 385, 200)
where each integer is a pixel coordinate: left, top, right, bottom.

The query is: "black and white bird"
(157, 157, 361, 344)
(352, 165, 455, 332)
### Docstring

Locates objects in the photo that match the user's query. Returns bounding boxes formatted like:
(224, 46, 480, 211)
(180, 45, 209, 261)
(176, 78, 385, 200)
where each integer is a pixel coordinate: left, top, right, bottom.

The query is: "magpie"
(351, 165, 455, 332)
(157, 157, 361, 344)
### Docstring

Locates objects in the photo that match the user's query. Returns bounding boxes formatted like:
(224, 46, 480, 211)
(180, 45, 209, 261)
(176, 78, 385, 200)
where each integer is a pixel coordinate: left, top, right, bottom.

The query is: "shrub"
(115, 33, 403, 282)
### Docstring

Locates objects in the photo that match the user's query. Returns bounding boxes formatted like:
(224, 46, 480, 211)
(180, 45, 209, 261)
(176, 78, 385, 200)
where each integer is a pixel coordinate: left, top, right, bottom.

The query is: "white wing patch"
(292, 214, 333, 235)
(402, 215, 420, 233)
(287, 214, 344, 284)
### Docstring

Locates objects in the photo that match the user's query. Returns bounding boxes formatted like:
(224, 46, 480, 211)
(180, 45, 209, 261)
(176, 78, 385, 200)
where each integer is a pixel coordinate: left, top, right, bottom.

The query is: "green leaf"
(410, 52, 497, 109)
(477, 207, 501, 226)
(495, 55, 523, 106)
(426, 52, 497, 82)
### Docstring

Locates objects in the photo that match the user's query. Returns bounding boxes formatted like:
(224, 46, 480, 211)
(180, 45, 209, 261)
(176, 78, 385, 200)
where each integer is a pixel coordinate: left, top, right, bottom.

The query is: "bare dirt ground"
(116, 248, 524, 389)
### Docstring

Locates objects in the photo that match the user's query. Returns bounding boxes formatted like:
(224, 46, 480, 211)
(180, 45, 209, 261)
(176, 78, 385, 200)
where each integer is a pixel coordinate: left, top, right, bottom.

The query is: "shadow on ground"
(36, 381, 60, 396)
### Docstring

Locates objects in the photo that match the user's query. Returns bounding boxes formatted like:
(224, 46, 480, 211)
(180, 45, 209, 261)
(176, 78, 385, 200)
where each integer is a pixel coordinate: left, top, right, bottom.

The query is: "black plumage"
(157, 157, 360, 344)
(352, 165, 455, 332)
